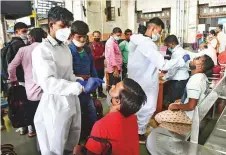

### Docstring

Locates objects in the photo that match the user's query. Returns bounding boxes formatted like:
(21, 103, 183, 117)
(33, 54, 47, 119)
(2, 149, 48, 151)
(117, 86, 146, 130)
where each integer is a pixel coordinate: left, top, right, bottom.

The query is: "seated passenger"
(155, 55, 214, 125)
(74, 78, 147, 155)
(162, 35, 189, 103)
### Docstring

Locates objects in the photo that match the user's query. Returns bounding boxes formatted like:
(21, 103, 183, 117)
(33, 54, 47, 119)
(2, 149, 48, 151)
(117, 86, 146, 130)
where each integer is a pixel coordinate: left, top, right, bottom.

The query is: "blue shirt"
(69, 42, 97, 77)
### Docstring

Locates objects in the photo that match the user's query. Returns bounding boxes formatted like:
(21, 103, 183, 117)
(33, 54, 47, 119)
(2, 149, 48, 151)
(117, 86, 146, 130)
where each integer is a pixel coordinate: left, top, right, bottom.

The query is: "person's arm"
(140, 41, 185, 70)
(89, 48, 98, 77)
(105, 43, 118, 69)
(119, 41, 125, 54)
(168, 98, 198, 111)
(85, 122, 106, 154)
(32, 45, 83, 96)
(8, 48, 24, 82)
(162, 67, 179, 80)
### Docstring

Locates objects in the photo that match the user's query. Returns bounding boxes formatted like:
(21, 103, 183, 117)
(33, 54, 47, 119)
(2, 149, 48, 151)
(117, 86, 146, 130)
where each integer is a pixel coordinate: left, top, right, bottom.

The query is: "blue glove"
(84, 77, 104, 94)
(76, 79, 87, 87)
(183, 54, 190, 62)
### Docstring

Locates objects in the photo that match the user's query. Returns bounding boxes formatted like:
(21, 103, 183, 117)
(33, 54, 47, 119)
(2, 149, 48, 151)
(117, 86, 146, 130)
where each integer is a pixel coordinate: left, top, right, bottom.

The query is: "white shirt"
(217, 31, 226, 53)
(163, 45, 189, 81)
(209, 38, 218, 49)
(184, 73, 208, 119)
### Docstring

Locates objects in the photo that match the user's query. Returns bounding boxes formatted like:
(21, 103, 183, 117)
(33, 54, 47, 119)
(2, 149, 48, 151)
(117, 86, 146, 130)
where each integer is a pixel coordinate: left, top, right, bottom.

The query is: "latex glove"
(76, 79, 87, 87)
(183, 54, 190, 62)
(84, 77, 104, 94)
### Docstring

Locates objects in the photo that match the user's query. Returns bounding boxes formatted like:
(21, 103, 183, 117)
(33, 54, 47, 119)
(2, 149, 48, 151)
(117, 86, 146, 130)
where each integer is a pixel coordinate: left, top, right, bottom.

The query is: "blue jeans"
(79, 93, 97, 129)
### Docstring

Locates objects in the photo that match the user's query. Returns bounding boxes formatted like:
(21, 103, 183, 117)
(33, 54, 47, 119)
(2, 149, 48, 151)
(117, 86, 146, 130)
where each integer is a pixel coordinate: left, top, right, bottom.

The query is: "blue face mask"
(168, 47, 173, 52)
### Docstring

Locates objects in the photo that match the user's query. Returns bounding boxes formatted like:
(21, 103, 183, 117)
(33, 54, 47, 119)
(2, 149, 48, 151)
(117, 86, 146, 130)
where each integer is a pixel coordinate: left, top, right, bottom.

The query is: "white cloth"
(32, 35, 83, 155)
(187, 46, 218, 65)
(184, 73, 208, 119)
(217, 31, 226, 53)
(163, 45, 189, 81)
(209, 38, 218, 49)
(128, 34, 185, 134)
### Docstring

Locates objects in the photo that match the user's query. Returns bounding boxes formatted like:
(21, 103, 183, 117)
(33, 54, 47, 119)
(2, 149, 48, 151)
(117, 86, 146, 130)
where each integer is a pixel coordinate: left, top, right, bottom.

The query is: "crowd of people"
(1, 5, 226, 155)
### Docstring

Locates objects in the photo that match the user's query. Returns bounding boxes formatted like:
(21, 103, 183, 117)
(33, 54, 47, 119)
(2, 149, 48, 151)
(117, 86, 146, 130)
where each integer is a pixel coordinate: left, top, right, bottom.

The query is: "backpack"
(7, 84, 33, 128)
(1, 40, 18, 80)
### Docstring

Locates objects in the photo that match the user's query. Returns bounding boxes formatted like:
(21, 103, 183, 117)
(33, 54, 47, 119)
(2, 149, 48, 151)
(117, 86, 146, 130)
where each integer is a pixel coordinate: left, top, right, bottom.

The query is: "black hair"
(119, 78, 147, 117)
(138, 25, 147, 35)
(29, 28, 47, 43)
(14, 22, 28, 32)
(48, 6, 74, 27)
(218, 24, 223, 31)
(71, 20, 89, 35)
(164, 35, 179, 45)
(209, 30, 216, 36)
(93, 31, 101, 35)
(112, 27, 122, 34)
(124, 29, 132, 34)
(147, 17, 165, 29)
(202, 55, 214, 73)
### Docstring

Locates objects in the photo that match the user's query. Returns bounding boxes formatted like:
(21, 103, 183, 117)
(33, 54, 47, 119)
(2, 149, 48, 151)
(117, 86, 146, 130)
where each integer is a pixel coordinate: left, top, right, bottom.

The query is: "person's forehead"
(93, 32, 100, 36)
(115, 32, 122, 35)
(116, 81, 124, 89)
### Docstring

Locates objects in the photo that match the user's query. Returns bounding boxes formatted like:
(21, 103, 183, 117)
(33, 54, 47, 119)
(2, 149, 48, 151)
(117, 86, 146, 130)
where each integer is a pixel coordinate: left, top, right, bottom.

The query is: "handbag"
(7, 85, 33, 128)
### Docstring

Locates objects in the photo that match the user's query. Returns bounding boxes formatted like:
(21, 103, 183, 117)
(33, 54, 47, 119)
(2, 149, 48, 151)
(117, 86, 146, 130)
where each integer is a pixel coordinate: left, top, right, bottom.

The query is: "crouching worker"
(155, 55, 214, 133)
(74, 78, 147, 155)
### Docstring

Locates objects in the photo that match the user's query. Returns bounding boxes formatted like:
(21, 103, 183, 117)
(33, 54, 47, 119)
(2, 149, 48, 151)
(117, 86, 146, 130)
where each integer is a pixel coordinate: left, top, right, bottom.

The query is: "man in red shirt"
(74, 78, 147, 155)
(90, 31, 106, 98)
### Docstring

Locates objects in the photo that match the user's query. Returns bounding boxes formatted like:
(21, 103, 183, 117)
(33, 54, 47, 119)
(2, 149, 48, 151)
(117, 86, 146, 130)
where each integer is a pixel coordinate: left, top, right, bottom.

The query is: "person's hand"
(113, 68, 119, 77)
(73, 145, 84, 155)
(11, 81, 19, 86)
(168, 103, 180, 111)
(84, 77, 104, 94)
(76, 79, 87, 87)
(183, 54, 190, 62)
(174, 99, 181, 104)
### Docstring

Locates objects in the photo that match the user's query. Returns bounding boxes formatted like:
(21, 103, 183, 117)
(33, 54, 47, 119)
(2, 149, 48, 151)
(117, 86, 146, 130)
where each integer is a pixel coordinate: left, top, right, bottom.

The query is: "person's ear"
(115, 98, 120, 105)
(49, 22, 54, 30)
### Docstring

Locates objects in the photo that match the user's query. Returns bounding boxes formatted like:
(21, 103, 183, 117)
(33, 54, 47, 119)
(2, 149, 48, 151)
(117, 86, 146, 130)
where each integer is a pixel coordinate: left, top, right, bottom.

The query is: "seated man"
(155, 55, 214, 127)
(74, 78, 147, 155)
(162, 35, 189, 103)
(69, 20, 98, 139)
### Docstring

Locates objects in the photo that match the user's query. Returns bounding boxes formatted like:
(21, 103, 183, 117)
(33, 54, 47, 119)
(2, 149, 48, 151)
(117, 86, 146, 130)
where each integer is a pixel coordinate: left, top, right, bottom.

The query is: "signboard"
(209, 0, 226, 7)
(36, 0, 65, 19)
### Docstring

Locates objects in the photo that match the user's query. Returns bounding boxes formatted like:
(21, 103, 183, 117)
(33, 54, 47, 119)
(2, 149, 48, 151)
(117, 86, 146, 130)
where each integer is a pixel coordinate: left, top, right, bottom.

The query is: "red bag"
(212, 65, 221, 74)
(218, 51, 226, 64)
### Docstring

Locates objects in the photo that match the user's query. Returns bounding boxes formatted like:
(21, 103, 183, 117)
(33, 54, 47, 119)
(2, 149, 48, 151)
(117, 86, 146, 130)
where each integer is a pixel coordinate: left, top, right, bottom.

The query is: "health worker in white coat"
(32, 7, 103, 155)
(128, 17, 190, 142)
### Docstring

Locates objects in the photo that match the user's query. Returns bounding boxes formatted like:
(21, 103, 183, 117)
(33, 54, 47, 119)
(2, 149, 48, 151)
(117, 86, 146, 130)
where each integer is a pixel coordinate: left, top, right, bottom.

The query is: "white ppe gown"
(128, 34, 186, 134)
(32, 35, 83, 155)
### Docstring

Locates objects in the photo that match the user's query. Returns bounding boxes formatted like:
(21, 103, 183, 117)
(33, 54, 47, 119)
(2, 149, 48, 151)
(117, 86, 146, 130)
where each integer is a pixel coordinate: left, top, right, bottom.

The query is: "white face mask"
(151, 33, 160, 42)
(55, 28, 70, 43)
(20, 34, 28, 44)
(114, 36, 120, 41)
(72, 39, 86, 47)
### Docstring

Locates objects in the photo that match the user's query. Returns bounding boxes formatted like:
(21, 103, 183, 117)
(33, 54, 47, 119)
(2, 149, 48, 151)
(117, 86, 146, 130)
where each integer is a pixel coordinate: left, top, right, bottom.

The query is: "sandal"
(28, 132, 36, 138)
(20, 129, 28, 135)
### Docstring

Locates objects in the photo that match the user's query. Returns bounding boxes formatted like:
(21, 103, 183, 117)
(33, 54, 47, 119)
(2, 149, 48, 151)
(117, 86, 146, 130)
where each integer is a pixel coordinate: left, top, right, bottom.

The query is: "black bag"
(7, 85, 33, 128)
(1, 40, 17, 80)
(82, 136, 112, 155)
(93, 99, 103, 120)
